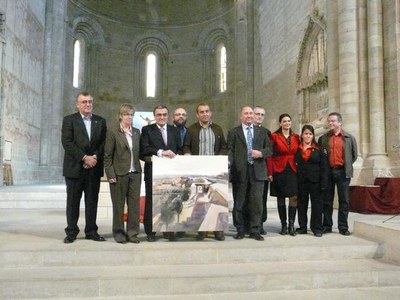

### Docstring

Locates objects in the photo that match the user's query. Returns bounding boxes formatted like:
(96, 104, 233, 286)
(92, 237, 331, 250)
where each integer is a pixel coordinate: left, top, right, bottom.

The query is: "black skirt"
(270, 164, 298, 197)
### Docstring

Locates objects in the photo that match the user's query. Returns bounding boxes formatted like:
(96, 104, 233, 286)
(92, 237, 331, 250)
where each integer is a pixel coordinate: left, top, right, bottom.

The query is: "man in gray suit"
(227, 106, 272, 241)
(104, 103, 142, 244)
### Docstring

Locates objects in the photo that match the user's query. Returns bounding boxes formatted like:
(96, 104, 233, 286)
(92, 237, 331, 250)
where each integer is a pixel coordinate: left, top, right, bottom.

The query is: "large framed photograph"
(152, 155, 229, 232)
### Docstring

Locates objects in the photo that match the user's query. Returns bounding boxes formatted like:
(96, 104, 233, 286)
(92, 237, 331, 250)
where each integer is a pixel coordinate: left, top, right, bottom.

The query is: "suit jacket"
(183, 122, 227, 155)
(103, 124, 142, 179)
(227, 125, 272, 183)
(61, 112, 107, 178)
(267, 132, 300, 175)
(295, 145, 329, 189)
(140, 123, 183, 182)
(318, 130, 358, 178)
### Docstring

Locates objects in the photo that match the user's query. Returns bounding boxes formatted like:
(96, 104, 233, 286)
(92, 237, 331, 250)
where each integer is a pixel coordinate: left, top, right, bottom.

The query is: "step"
(1, 259, 400, 299)
(0, 232, 383, 268)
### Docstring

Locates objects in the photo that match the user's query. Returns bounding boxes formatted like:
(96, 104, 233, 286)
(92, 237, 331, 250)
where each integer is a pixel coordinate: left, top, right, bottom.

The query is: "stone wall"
(0, 0, 46, 184)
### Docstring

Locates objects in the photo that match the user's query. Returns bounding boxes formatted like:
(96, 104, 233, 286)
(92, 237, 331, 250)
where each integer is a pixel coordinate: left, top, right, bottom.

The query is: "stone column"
(337, 0, 362, 151)
(39, 0, 67, 182)
(366, 0, 390, 169)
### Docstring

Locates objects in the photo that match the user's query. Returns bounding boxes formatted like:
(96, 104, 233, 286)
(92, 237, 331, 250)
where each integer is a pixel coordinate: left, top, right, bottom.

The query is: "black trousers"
(65, 170, 101, 236)
(144, 178, 154, 236)
(324, 168, 350, 231)
(297, 180, 323, 234)
(261, 180, 269, 224)
(232, 165, 264, 235)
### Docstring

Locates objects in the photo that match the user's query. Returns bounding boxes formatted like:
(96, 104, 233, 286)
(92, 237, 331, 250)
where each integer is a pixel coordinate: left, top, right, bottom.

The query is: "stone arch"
(132, 32, 171, 102)
(199, 22, 230, 95)
(296, 11, 328, 137)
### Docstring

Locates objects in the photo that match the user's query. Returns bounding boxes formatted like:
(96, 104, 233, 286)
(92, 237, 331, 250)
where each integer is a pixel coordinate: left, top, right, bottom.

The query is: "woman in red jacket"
(267, 113, 300, 236)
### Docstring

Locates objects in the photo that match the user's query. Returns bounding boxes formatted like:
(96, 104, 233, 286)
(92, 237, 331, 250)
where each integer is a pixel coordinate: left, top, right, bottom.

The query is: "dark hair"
(301, 124, 317, 145)
(75, 91, 92, 102)
(196, 102, 210, 113)
(275, 113, 292, 134)
(153, 105, 169, 114)
(328, 112, 342, 123)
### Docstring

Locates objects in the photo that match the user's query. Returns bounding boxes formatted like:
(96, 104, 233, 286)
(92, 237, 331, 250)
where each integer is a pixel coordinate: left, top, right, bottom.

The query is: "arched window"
(217, 44, 227, 93)
(73, 38, 86, 88)
(146, 53, 157, 98)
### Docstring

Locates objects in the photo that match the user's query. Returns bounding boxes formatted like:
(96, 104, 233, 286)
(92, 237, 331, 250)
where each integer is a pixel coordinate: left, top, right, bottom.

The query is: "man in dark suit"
(61, 92, 107, 243)
(104, 103, 142, 244)
(183, 102, 227, 241)
(140, 105, 183, 242)
(227, 106, 272, 241)
(253, 106, 272, 235)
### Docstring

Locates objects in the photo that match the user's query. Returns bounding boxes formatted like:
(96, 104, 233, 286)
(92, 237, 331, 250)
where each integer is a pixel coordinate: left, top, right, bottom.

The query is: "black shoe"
(280, 224, 288, 235)
(250, 233, 264, 241)
(85, 233, 106, 242)
(322, 227, 332, 234)
(313, 232, 322, 237)
(63, 235, 76, 244)
(259, 227, 267, 235)
(176, 231, 186, 238)
(197, 232, 206, 241)
(233, 232, 245, 240)
(214, 231, 225, 241)
(296, 228, 307, 234)
(339, 230, 351, 236)
(168, 233, 178, 241)
(128, 236, 140, 244)
(146, 234, 156, 242)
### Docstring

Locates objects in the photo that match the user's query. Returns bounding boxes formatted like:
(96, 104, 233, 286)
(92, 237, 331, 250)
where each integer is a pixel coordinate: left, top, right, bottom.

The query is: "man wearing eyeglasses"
(140, 105, 183, 242)
(61, 92, 107, 244)
(172, 108, 188, 147)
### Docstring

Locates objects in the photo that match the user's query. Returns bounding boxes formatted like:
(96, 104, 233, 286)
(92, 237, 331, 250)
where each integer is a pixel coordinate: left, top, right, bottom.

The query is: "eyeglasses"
(155, 113, 168, 117)
(174, 113, 187, 116)
(255, 113, 265, 116)
(122, 113, 134, 116)
(78, 100, 93, 104)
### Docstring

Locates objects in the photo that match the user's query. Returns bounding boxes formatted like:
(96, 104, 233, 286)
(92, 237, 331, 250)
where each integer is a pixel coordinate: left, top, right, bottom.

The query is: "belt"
(331, 166, 344, 170)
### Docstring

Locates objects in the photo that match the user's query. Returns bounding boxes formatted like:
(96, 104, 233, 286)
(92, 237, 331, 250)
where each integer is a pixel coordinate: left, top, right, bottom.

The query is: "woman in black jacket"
(295, 125, 328, 237)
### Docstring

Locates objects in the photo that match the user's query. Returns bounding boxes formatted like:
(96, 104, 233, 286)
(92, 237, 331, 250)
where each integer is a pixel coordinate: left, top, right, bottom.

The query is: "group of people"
(61, 91, 358, 244)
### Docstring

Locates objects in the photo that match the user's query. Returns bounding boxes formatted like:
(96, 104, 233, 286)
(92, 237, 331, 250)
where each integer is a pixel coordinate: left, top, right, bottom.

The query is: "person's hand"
(251, 150, 262, 159)
(162, 150, 176, 158)
(267, 175, 273, 182)
(83, 155, 97, 168)
(109, 178, 117, 184)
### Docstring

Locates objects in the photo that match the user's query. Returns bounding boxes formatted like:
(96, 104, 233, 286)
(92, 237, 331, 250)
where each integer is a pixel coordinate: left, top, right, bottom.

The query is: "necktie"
(180, 127, 186, 147)
(246, 126, 253, 164)
(160, 127, 167, 145)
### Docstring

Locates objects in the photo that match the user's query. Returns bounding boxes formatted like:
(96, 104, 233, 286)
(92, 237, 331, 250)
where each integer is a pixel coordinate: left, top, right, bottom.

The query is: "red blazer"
(267, 132, 300, 175)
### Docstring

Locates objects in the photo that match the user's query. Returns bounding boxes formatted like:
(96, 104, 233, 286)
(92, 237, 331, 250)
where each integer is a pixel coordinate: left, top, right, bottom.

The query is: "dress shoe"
(322, 227, 332, 234)
(146, 234, 156, 242)
(197, 232, 206, 241)
(314, 232, 322, 237)
(128, 236, 140, 244)
(339, 229, 351, 236)
(85, 233, 106, 242)
(63, 235, 76, 244)
(250, 233, 264, 241)
(114, 234, 127, 244)
(214, 231, 225, 241)
(168, 233, 177, 242)
(176, 231, 186, 238)
(296, 228, 307, 234)
(233, 232, 245, 240)
(259, 227, 267, 235)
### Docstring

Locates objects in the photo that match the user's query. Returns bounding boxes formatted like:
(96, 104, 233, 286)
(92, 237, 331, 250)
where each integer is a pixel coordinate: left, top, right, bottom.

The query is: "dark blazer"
(61, 112, 106, 178)
(140, 123, 183, 181)
(183, 122, 227, 155)
(228, 125, 272, 183)
(104, 124, 142, 179)
(295, 145, 329, 189)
